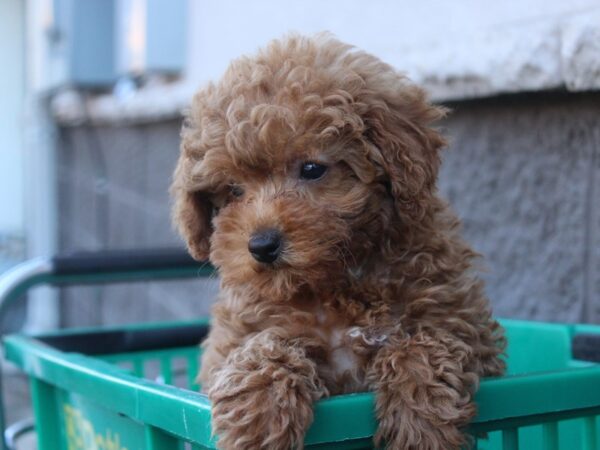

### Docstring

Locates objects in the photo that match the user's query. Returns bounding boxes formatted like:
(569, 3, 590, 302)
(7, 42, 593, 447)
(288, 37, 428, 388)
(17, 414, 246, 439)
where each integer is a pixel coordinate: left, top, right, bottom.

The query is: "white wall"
(50, 0, 600, 123)
(186, 0, 600, 99)
(0, 0, 25, 233)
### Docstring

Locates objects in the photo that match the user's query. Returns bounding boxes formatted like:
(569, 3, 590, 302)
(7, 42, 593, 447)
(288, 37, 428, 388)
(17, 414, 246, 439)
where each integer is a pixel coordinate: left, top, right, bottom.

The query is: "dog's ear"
(171, 157, 214, 261)
(363, 84, 447, 223)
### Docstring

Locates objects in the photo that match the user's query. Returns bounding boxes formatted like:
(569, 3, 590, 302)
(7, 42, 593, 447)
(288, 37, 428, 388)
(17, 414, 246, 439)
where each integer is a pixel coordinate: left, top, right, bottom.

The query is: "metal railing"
(0, 248, 212, 450)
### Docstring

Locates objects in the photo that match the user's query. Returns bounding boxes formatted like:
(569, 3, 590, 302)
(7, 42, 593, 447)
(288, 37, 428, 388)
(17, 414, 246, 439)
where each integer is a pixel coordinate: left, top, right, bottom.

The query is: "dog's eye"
(230, 185, 244, 198)
(300, 162, 327, 180)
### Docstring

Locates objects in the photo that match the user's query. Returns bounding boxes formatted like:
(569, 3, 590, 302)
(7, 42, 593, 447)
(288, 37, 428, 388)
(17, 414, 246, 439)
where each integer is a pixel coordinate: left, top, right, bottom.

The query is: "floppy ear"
(363, 85, 447, 224)
(171, 156, 214, 261)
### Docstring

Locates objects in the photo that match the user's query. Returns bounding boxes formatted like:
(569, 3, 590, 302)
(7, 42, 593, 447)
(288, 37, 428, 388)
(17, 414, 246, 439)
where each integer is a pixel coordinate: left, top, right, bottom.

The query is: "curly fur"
(171, 34, 506, 450)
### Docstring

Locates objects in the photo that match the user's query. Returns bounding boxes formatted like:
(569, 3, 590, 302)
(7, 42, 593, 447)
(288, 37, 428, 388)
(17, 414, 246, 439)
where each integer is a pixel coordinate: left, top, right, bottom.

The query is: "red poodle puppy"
(171, 34, 505, 450)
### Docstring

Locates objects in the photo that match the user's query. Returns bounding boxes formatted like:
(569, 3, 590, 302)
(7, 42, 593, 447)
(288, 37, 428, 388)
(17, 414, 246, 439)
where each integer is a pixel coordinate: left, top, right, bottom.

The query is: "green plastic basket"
(3, 318, 600, 450)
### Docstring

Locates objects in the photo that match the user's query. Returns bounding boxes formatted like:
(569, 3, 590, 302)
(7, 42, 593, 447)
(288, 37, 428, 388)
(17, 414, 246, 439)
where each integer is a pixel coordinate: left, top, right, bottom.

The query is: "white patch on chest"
(311, 305, 396, 393)
(313, 310, 360, 378)
(330, 345, 358, 375)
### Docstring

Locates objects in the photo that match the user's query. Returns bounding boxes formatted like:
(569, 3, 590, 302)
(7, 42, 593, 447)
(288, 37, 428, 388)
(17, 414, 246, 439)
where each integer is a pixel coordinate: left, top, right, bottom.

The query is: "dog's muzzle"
(248, 229, 282, 263)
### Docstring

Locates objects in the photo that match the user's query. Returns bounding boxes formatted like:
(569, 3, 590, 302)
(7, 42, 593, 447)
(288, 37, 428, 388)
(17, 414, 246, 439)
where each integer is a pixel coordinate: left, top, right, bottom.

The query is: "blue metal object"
(53, 0, 117, 86)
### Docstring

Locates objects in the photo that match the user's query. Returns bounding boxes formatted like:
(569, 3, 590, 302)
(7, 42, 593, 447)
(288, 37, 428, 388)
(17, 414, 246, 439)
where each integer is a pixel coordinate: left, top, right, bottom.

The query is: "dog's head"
(171, 35, 446, 299)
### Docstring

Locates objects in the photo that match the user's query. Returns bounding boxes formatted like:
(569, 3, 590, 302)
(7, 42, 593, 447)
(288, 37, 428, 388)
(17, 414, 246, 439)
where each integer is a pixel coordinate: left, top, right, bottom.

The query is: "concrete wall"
(56, 91, 600, 326)
(38, 0, 600, 327)
(56, 120, 218, 327)
(439, 92, 599, 323)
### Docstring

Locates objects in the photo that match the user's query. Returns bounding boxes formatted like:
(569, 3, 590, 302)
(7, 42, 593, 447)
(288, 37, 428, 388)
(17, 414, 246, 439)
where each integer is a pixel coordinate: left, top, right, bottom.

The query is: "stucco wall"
(56, 120, 218, 327)
(56, 91, 600, 326)
(439, 92, 599, 323)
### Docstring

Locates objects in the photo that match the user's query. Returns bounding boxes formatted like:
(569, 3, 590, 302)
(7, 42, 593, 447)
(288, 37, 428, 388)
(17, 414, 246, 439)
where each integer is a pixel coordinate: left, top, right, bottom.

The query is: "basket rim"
(4, 318, 600, 446)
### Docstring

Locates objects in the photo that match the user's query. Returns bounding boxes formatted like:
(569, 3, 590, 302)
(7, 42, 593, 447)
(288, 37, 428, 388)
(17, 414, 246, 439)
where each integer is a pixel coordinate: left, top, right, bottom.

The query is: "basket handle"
(0, 248, 213, 315)
(51, 248, 202, 275)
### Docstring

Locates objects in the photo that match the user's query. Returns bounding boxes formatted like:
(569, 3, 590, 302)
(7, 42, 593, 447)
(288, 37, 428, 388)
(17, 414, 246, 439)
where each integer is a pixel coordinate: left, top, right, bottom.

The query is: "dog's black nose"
(248, 229, 282, 263)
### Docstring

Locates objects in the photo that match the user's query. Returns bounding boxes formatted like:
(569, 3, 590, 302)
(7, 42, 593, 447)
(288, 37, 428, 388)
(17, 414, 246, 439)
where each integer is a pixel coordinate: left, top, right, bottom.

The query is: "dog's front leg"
(368, 330, 479, 450)
(208, 330, 326, 450)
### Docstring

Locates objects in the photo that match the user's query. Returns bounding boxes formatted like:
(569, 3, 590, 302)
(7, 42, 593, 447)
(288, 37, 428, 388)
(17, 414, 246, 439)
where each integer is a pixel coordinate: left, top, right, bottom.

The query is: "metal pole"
(0, 258, 52, 450)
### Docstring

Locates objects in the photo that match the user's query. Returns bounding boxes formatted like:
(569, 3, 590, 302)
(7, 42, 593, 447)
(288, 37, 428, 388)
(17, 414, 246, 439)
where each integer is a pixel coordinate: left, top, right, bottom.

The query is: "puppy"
(171, 34, 505, 450)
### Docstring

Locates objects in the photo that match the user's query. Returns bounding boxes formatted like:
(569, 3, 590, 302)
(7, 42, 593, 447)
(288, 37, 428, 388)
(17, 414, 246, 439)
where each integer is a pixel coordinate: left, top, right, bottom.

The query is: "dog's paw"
(209, 378, 313, 450)
(369, 333, 479, 450)
(212, 384, 312, 450)
(207, 336, 325, 450)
